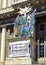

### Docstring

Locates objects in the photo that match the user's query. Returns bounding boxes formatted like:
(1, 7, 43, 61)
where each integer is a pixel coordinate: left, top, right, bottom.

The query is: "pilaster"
(1, 27, 6, 64)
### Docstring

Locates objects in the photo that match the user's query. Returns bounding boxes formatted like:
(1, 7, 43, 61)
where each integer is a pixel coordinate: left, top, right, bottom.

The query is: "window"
(39, 45, 44, 57)
(40, 24, 44, 30)
(39, 37, 44, 43)
(39, 37, 44, 57)
(39, 38, 46, 57)
(40, 45, 46, 57)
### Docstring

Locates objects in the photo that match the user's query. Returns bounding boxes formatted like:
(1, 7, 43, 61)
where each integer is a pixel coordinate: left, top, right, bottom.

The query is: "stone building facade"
(0, 0, 46, 65)
(0, 0, 36, 65)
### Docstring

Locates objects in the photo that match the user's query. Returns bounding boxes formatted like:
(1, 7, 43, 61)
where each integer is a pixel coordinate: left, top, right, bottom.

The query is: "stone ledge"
(0, 61, 5, 65)
(38, 58, 46, 63)
(5, 57, 31, 65)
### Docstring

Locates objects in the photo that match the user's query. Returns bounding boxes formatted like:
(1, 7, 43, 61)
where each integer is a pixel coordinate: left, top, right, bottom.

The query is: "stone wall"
(5, 31, 32, 65)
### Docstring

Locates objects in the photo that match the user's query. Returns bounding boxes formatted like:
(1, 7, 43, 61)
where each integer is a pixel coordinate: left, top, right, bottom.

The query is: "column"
(3, 0, 6, 8)
(0, 0, 1, 9)
(1, 27, 6, 62)
(8, 0, 12, 6)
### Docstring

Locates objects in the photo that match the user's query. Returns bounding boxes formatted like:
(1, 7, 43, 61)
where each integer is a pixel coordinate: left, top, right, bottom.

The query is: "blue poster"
(14, 12, 35, 37)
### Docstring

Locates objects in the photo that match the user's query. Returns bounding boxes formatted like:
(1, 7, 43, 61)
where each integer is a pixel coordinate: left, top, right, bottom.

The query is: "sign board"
(9, 40, 30, 57)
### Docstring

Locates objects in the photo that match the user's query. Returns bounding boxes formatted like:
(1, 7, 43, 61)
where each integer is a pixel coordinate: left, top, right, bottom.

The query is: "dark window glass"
(40, 24, 44, 30)
(39, 45, 44, 57)
(29, 43, 30, 54)
(0, 28, 2, 32)
(39, 38, 44, 43)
